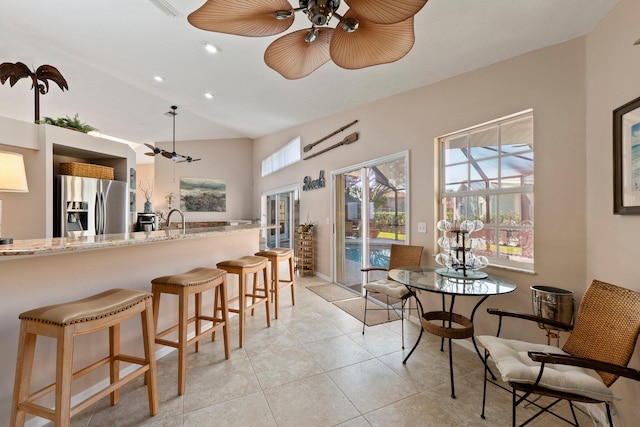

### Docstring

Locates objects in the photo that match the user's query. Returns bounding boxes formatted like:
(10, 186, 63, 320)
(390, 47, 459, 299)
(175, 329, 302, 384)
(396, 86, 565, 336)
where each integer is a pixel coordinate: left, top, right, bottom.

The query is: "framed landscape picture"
(613, 96, 640, 214)
(180, 177, 226, 212)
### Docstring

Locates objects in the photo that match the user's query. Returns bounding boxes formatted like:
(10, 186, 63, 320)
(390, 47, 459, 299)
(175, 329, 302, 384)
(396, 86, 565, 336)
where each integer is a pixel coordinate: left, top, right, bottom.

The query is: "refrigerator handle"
(100, 192, 106, 234)
(95, 193, 101, 235)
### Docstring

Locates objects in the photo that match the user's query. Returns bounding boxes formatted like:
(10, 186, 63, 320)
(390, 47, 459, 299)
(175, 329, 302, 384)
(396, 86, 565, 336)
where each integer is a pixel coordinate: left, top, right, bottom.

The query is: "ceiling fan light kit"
(187, 0, 428, 79)
(144, 106, 201, 163)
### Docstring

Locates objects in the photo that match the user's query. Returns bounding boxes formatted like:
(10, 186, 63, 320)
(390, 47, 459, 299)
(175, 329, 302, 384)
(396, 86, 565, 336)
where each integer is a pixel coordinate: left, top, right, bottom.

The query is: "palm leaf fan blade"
(265, 28, 332, 79)
(331, 13, 415, 70)
(187, 0, 294, 37)
(344, 0, 428, 24)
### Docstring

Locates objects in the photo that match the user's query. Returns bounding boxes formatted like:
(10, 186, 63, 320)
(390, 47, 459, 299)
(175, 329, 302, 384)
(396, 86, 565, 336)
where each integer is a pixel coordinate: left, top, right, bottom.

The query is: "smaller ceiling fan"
(144, 106, 201, 163)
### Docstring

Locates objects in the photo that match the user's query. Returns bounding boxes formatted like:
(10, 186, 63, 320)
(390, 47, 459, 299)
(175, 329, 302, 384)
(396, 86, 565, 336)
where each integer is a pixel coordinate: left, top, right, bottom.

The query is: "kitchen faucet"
(166, 208, 185, 230)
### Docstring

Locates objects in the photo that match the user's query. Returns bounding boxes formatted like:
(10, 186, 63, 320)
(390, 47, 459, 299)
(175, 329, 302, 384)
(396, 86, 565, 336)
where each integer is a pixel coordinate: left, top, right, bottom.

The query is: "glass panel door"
(367, 159, 407, 279)
(334, 154, 408, 291)
(266, 191, 293, 248)
(335, 170, 363, 287)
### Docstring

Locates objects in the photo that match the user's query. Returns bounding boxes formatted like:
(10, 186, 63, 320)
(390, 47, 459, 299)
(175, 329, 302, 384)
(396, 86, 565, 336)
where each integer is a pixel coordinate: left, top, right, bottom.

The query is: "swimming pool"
(345, 245, 390, 268)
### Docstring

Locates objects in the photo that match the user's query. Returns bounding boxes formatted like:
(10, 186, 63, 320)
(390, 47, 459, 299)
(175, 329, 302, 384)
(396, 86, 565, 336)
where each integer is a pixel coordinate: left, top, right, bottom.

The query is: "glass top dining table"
(388, 266, 517, 297)
(388, 266, 517, 398)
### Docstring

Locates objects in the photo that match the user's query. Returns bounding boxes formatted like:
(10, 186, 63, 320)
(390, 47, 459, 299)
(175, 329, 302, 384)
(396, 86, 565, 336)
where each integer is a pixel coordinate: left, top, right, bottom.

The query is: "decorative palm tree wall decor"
(0, 62, 68, 121)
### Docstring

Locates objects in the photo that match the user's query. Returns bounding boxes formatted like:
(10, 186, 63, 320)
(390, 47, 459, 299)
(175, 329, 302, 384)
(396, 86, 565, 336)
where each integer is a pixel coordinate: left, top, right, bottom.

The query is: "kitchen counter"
(0, 223, 262, 258)
(0, 223, 266, 424)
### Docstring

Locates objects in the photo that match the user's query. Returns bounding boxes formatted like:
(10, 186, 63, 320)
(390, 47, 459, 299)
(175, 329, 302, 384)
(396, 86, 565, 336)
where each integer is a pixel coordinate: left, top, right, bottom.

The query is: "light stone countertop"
(0, 223, 263, 258)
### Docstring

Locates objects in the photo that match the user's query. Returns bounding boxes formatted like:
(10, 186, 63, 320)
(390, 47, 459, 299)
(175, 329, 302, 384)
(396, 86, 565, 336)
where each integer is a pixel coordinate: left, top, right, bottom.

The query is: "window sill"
(488, 264, 536, 275)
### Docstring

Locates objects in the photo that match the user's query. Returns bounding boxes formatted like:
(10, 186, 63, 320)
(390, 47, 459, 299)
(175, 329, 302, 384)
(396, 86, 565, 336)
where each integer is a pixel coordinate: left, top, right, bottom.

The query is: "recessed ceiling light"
(154, 75, 164, 82)
(204, 92, 214, 99)
(204, 42, 218, 54)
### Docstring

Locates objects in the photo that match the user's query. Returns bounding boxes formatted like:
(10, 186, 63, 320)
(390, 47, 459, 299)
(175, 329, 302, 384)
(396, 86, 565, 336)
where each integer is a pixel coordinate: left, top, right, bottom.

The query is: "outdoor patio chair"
(361, 244, 423, 348)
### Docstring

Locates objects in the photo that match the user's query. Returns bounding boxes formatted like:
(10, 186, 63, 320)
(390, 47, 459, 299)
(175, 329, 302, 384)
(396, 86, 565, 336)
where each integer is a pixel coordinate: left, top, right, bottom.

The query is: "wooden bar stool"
(255, 248, 296, 319)
(11, 288, 158, 426)
(151, 267, 230, 395)
(216, 256, 271, 348)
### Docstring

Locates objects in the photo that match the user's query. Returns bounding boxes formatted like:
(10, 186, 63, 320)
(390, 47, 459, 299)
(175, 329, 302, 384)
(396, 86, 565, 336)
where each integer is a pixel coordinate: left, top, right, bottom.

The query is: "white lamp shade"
(0, 150, 29, 192)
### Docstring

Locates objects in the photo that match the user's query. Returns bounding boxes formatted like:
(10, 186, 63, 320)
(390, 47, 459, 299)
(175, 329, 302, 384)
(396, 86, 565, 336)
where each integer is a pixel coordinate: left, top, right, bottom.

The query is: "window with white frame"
(261, 136, 301, 177)
(439, 110, 534, 271)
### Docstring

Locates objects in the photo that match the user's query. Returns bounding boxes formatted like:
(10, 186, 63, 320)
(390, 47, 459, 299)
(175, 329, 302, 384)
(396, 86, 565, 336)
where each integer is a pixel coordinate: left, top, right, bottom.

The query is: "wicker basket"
(59, 162, 114, 180)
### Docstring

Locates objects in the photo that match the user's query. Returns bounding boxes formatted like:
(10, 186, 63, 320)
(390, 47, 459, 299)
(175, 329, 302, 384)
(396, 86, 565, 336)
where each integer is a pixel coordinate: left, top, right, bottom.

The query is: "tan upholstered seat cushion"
(19, 288, 152, 326)
(477, 335, 613, 402)
(217, 255, 267, 269)
(255, 248, 293, 258)
(151, 267, 226, 287)
(363, 279, 411, 299)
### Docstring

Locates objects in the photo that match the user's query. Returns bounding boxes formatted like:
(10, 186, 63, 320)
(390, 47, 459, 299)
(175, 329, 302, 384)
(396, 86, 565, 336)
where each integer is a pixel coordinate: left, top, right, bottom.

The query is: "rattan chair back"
(562, 279, 640, 386)
(387, 244, 424, 277)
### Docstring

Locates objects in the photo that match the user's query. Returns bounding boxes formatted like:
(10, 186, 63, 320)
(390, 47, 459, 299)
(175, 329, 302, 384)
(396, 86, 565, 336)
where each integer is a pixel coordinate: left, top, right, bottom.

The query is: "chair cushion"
(19, 288, 152, 326)
(151, 267, 226, 287)
(477, 335, 614, 402)
(217, 255, 267, 269)
(255, 248, 293, 258)
(364, 279, 410, 299)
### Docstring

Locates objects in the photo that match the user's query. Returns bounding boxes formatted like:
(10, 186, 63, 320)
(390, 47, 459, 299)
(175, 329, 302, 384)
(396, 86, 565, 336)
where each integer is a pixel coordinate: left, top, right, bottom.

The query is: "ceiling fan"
(144, 106, 201, 163)
(187, 0, 429, 79)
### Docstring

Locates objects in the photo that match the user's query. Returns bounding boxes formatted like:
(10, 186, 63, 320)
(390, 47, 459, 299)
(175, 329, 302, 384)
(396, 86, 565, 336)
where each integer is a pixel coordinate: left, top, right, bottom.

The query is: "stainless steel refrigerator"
(54, 175, 128, 237)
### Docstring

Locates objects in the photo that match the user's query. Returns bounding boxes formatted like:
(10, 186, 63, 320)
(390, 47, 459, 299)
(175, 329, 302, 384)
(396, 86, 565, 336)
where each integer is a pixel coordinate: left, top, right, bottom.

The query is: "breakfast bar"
(0, 224, 263, 424)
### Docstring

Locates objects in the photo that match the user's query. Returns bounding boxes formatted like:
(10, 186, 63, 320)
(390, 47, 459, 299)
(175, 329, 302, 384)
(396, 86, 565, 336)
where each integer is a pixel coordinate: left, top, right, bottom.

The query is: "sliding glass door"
(333, 153, 409, 291)
(263, 187, 299, 249)
(335, 169, 363, 287)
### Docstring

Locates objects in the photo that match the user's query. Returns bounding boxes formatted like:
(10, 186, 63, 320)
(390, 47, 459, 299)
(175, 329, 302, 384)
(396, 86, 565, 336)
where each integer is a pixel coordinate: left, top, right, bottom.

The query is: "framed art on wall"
(180, 177, 226, 212)
(613, 96, 640, 214)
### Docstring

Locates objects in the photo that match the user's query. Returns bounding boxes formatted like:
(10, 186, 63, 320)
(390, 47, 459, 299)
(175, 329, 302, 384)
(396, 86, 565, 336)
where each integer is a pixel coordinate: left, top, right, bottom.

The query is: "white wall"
(585, 0, 640, 425)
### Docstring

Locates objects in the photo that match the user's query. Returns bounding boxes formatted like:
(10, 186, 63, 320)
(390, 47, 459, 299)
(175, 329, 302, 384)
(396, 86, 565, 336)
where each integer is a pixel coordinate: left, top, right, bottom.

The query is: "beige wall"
(1, 121, 136, 239)
(249, 11, 640, 420)
(250, 1, 640, 423)
(2, 0, 638, 423)
(585, 0, 640, 425)
(135, 163, 154, 213)
(254, 37, 587, 338)
(0, 142, 47, 239)
(153, 137, 254, 222)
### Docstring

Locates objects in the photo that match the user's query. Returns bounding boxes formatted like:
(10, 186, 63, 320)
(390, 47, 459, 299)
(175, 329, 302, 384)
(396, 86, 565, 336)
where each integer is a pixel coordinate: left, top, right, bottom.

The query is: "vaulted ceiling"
(0, 0, 618, 161)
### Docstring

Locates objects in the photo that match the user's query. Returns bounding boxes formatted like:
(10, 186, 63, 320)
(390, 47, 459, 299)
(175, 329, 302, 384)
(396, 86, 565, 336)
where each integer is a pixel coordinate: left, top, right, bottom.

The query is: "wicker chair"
(361, 244, 423, 348)
(478, 280, 640, 427)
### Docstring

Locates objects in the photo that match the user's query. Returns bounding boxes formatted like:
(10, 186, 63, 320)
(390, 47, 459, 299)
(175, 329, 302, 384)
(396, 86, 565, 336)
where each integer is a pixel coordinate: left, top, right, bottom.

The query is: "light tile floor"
(59, 275, 599, 427)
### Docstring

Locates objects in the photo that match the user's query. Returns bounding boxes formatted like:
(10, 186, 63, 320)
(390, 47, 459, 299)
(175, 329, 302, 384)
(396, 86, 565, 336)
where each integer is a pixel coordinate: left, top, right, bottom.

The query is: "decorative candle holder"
(435, 219, 489, 280)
